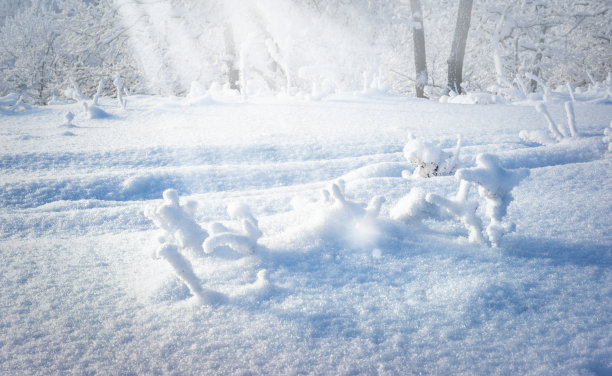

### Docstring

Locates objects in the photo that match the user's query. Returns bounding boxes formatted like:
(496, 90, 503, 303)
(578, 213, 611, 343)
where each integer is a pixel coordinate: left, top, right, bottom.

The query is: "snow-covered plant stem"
(535, 103, 563, 141)
(564, 101, 578, 137)
(426, 180, 486, 244)
(156, 243, 224, 305)
(204, 203, 262, 256)
(93, 79, 105, 106)
(114, 74, 127, 109)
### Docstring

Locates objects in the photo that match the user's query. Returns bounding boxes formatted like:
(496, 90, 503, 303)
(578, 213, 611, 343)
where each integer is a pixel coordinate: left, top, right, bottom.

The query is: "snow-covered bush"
(520, 102, 580, 145)
(0, 93, 31, 113)
(0, 0, 140, 104)
(392, 153, 529, 246)
(455, 153, 529, 246)
(402, 135, 461, 178)
(204, 203, 262, 256)
(426, 181, 486, 244)
(144, 189, 208, 258)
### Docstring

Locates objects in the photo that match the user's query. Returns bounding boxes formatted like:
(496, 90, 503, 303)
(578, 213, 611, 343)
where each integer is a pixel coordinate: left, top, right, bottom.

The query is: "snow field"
(0, 93, 611, 374)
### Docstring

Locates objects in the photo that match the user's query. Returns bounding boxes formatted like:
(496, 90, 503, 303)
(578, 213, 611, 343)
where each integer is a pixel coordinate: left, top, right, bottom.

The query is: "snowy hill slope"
(0, 94, 611, 374)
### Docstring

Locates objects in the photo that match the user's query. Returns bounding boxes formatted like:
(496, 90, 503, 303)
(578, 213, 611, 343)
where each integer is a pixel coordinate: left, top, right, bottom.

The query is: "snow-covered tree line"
(0, 0, 610, 102)
(0, 0, 140, 104)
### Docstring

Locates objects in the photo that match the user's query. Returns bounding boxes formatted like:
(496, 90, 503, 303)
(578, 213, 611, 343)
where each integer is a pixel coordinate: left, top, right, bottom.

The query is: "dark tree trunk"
(446, 0, 473, 94)
(410, 0, 428, 98)
(223, 24, 241, 92)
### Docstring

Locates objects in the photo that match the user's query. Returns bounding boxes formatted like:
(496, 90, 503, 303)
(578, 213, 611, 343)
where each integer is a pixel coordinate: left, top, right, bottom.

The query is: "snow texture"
(0, 94, 610, 375)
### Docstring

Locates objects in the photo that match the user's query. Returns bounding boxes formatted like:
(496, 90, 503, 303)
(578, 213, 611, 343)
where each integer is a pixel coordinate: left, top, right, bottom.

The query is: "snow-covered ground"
(1, 93, 611, 374)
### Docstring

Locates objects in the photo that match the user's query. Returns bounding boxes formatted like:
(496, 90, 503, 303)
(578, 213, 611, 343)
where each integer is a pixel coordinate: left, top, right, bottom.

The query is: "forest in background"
(0, 0, 610, 104)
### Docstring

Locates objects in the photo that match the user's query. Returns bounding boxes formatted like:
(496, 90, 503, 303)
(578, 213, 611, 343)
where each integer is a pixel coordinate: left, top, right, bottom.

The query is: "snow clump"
(83, 101, 111, 119)
(144, 189, 208, 258)
(293, 180, 385, 251)
(389, 187, 445, 224)
(203, 202, 262, 256)
(402, 135, 461, 178)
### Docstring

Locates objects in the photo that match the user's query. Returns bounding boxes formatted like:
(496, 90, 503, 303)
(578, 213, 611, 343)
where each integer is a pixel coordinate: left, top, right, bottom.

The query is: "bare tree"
(410, 0, 427, 98)
(446, 0, 473, 94)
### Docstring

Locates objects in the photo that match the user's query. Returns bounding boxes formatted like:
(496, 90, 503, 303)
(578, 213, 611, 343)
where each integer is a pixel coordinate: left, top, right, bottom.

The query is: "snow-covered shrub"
(603, 121, 612, 153)
(455, 153, 529, 246)
(392, 153, 528, 246)
(402, 135, 461, 178)
(144, 189, 208, 258)
(520, 102, 580, 145)
(0, 93, 31, 113)
(203, 203, 262, 256)
(426, 181, 486, 244)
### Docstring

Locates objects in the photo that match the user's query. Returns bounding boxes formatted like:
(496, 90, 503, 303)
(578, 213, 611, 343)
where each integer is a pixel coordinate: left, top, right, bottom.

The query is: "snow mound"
(440, 92, 506, 105)
(287, 180, 386, 251)
(390, 187, 444, 224)
(83, 102, 111, 119)
(0, 93, 32, 113)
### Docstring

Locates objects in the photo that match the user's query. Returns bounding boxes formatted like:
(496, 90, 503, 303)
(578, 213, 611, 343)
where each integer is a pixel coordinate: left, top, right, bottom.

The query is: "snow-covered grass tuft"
(402, 135, 461, 178)
(427, 180, 486, 244)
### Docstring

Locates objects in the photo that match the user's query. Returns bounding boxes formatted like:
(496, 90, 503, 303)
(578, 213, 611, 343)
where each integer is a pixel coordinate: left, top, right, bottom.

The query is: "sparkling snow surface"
(1, 94, 611, 374)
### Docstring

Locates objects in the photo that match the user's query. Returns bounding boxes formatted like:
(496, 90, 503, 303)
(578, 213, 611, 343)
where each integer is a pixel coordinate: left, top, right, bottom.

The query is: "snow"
(1, 93, 611, 374)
